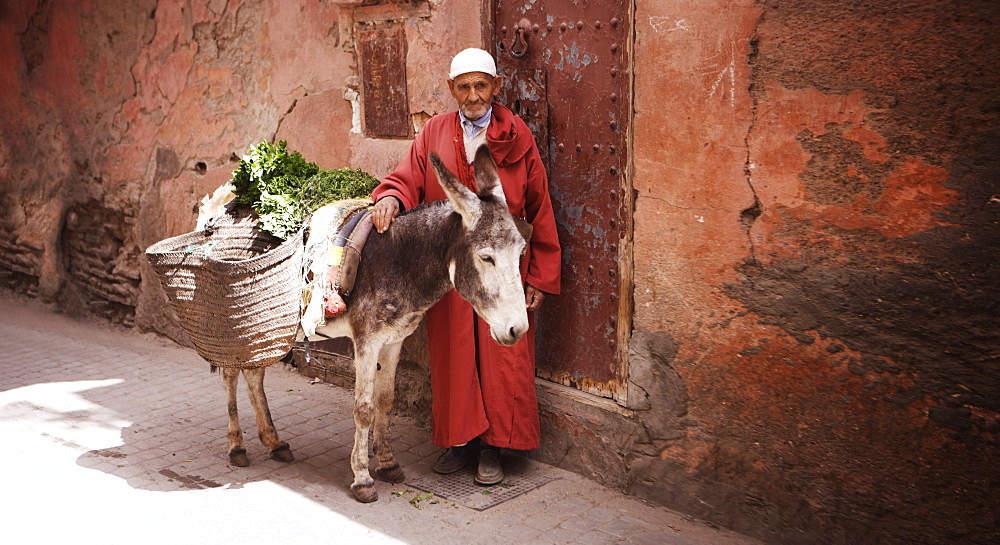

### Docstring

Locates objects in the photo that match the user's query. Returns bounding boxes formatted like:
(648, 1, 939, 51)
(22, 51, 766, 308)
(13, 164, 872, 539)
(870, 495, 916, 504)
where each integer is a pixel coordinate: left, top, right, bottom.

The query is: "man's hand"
(373, 197, 400, 233)
(525, 284, 545, 311)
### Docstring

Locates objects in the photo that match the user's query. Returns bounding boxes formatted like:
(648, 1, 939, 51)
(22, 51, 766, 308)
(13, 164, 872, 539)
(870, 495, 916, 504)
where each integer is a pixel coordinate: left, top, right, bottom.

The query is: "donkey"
(198, 144, 529, 501)
(312, 144, 531, 502)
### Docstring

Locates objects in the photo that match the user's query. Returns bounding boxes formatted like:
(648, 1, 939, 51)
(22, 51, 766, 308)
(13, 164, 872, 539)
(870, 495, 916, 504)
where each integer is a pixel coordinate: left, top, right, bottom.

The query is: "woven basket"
(145, 211, 303, 368)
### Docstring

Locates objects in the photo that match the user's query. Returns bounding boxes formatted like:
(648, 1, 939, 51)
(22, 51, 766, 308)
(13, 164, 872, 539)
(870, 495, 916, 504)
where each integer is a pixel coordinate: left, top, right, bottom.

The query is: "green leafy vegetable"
(231, 140, 378, 239)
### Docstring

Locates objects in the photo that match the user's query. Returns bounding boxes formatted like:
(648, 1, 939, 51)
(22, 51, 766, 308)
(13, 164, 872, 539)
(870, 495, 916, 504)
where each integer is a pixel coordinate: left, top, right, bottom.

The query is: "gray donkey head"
(429, 145, 531, 346)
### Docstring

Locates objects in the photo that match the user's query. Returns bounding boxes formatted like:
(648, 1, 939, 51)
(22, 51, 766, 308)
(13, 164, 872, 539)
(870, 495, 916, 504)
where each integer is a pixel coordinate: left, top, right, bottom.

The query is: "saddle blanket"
(300, 199, 373, 338)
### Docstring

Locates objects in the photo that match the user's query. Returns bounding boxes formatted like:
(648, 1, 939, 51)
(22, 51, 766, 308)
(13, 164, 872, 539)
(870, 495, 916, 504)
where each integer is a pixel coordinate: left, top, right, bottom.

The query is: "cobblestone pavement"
(0, 292, 766, 545)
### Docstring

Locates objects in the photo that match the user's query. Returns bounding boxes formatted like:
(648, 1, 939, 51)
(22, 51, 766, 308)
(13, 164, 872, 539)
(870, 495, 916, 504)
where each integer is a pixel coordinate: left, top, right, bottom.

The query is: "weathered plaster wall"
(583, 1, 996, 544)
(0, 0, 479, 338)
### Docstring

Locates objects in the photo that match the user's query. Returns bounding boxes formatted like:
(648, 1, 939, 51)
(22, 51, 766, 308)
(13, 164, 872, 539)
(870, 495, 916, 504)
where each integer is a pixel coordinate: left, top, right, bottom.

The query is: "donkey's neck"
(351, 201, 463, 318)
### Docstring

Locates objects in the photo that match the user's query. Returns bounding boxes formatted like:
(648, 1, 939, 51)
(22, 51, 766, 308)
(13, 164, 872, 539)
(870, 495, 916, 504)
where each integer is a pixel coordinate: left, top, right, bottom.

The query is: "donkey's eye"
(480, 254, 496, 265)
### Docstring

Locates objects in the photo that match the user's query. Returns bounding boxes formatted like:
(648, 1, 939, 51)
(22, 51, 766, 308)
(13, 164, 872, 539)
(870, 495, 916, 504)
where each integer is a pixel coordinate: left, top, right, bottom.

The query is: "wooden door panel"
(494, 0, 631, 400)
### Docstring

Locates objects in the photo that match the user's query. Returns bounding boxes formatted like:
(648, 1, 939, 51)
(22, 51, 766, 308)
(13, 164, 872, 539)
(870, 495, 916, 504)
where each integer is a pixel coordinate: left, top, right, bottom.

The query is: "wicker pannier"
(145, 211, 303, 369)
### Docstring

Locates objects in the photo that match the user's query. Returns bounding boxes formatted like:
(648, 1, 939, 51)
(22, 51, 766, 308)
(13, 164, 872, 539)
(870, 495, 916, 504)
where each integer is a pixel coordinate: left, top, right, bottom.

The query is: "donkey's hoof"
(374, 462, 406, 484)
(271, 443, 294, 463)
(229, 448, 250, 467)
(351, 482, 378, 503)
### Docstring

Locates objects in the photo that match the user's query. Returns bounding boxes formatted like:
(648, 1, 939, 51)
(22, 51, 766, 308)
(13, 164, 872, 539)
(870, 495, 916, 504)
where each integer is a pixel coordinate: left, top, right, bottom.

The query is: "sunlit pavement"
(0, 292, 766, 545)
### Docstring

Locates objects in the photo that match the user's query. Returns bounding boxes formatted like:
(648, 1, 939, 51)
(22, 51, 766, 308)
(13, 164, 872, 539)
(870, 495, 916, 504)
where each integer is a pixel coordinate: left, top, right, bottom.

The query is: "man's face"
(448, 72, 502, 121)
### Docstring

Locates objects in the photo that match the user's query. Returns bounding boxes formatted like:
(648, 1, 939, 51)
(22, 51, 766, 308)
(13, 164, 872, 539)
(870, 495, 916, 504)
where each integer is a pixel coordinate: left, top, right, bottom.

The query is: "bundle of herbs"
(231, 140, 378, 239)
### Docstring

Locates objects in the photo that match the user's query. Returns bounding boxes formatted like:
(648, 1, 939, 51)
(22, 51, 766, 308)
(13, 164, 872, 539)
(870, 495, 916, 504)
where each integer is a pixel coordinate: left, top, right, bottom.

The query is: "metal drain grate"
(406, 455, 558, 510)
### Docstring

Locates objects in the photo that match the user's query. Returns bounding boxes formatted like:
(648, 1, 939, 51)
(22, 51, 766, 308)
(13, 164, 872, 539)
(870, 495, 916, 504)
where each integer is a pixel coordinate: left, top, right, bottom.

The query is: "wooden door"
(492, 0, 633, 402)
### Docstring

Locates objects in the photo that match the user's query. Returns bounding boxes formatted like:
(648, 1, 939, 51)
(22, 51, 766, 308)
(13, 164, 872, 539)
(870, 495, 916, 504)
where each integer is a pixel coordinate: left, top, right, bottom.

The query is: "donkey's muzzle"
(491, 319, 529, 347)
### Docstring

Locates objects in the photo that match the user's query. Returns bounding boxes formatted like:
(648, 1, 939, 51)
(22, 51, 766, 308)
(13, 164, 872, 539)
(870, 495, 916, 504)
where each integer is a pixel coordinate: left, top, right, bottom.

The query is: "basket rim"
(146, 225, 303, 269)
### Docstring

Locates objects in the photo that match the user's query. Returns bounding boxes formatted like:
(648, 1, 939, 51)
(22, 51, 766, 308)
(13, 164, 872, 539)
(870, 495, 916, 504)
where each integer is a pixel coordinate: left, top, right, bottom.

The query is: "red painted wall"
(621, 1, 999, 543)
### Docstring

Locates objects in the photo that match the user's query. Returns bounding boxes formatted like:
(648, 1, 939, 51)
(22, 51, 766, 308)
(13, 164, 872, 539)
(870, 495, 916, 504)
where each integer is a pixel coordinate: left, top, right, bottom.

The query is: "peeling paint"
(649, 16, 689, 33)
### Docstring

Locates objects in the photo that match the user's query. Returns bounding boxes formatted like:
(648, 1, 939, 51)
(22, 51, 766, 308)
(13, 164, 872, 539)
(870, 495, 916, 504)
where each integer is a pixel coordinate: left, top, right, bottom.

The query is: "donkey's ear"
(430, 151, 481, 230)
(512, 216, 533, 242)
(473, 145, 506, 202)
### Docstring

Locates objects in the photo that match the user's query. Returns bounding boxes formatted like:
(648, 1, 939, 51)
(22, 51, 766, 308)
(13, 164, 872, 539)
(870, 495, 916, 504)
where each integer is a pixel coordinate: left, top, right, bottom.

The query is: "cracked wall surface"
(600, 1, 999, 544)
(0, 0, 477, 338)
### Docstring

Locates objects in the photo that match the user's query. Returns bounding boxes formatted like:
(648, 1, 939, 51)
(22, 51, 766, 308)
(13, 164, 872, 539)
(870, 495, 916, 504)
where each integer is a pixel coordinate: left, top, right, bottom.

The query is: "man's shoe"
(433, 445, 468, 474)
(475, 446, 504, 486)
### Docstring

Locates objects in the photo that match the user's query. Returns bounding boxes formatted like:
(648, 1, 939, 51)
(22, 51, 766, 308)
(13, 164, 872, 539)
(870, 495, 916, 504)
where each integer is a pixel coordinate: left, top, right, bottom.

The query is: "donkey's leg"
(372, 341, 405, 484)
(242, 367, 294, 463)
(350, 344, 380, 502)
(222, 367, 249, 467)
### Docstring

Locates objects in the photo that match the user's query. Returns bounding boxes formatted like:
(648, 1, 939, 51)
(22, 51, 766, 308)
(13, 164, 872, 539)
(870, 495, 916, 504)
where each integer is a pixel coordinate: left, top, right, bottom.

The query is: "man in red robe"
(371, 48, 561, 485)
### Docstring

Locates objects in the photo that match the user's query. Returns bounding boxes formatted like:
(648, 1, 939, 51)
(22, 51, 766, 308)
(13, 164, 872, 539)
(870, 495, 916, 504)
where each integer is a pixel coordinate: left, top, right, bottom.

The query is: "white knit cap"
(449, 48, 497, 79)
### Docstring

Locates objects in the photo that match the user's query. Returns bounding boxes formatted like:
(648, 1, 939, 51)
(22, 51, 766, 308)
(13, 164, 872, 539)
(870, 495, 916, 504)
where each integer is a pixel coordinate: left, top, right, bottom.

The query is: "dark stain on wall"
(740, 0, 1000, 428)
(796, 123, 891, 209)
(719, 1, 1000, 543)
(19, 0, 50, 75)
